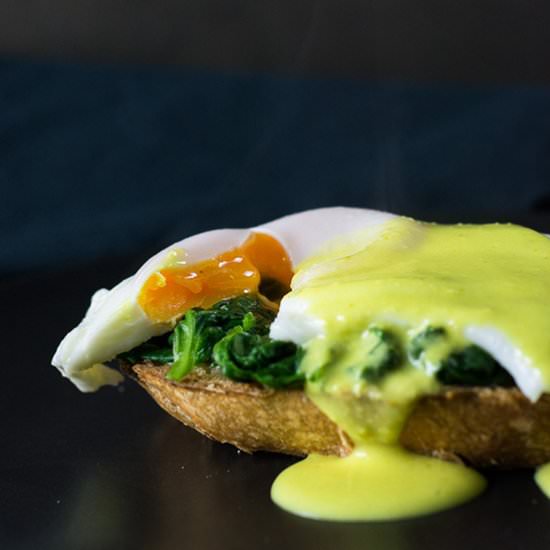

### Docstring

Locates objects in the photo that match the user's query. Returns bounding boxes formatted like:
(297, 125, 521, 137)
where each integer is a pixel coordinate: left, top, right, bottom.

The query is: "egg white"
(52, 228, 248, 391)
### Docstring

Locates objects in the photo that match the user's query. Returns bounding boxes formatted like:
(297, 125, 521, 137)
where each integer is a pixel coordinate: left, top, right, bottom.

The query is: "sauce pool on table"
(271, 444, 486, 521)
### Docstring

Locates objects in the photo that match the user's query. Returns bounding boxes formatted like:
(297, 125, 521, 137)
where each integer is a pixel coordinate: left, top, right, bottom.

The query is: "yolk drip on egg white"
(138, 232, 293, 322)
(271, 216, 550, 521)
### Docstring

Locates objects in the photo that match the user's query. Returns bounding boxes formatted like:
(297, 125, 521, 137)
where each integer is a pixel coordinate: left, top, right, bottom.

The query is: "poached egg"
(52, 207, 393, 391)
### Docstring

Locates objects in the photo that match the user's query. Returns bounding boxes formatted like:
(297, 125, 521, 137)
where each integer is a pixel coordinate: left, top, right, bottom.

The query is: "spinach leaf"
(122, 302, 515, 391)
(213, 324, 304, 388)
(166, 309, 224, 380)
(360, 326, 402, 382)
(408, 326, 446, 361)
(161, 295, 304, 388)
(118, 337, 173, 364)
(437, 345, 514, 387)
(408, 325, 514, 387)
(164, 295, 275, 380)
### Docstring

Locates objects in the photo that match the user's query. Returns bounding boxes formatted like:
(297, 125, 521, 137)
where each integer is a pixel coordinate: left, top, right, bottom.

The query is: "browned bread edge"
(124, 363, 550, 468)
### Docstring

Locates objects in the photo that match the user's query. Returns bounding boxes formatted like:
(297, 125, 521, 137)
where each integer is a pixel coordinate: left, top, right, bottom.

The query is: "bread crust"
(403, 387, 550, 467)
(125, 363, 550, 468)
(127, 364, 352, 457)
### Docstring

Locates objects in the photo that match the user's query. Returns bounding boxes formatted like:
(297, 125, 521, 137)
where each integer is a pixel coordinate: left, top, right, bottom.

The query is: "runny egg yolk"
(138, 232, 293, 323)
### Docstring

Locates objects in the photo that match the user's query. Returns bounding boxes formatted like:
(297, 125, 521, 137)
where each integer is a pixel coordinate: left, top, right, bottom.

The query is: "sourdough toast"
(124, 363, 550, 468)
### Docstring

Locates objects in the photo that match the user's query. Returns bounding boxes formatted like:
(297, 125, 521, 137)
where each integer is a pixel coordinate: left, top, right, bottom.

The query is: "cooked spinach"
(120, 295, 304, 388)
(213, 321, 304, 388)
(118, 336, 173, 364)
(121, 303, 515, 390)
(408, 325, 514, 387)
(360, 326, 403, 382)
(166, 308, 222, 380)
(437, 345, 514, 387)
(408, 326, 446, 361)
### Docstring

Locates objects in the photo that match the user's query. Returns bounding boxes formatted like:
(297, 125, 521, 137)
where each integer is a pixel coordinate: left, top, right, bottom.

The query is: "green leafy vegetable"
(360, 326, 403, 382)
(437, 345, 514, 387)
(118, 337, 173, 364)
(119, 295, 277, 370)
(408, 326, 446, 361)
(154, 295, 303, 387)
(165, 295, 272, 380)
(166, 308, 225, 380)
(212, 321, 304, 388)
(121, 303, 515, 391)
(408, 325, 514, 387)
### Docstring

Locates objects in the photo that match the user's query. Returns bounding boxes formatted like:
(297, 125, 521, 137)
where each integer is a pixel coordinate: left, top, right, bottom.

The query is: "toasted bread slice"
(125, 363, 550, 468)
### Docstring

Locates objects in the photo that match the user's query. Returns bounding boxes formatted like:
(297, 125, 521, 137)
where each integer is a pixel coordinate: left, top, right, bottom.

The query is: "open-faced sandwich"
(52, 207, 550, 521)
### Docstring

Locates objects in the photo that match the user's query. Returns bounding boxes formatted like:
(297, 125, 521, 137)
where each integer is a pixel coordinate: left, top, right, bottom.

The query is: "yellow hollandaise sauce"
(270, 216, 550, 521)
(294, 217, 550, 399)
(271, 445, 486, 521)
(535, 463, 550, 498)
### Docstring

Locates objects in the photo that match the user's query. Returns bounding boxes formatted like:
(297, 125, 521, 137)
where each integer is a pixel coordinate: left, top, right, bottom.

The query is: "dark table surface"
(3, 229, 550, 550)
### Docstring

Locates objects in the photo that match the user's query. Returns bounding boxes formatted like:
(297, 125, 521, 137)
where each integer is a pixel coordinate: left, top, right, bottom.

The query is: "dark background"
(2, 2, 550, 549)
(1, 0, 550, 275)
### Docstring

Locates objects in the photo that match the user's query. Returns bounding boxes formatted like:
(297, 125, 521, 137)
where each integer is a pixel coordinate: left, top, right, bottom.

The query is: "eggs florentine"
(52, 207, 550, 520)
